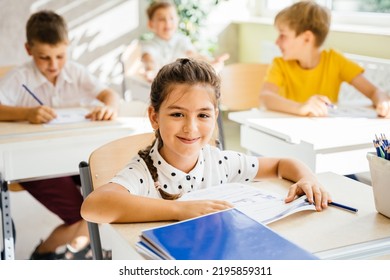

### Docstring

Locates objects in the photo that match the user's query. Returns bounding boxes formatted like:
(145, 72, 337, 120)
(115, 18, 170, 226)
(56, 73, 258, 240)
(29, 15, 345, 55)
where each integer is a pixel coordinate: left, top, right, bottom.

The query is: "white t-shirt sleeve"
(109, 155, 155, 197)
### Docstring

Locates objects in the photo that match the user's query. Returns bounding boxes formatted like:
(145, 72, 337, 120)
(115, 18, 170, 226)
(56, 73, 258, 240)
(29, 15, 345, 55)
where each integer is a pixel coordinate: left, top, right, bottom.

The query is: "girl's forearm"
(81, 186, 180, 223)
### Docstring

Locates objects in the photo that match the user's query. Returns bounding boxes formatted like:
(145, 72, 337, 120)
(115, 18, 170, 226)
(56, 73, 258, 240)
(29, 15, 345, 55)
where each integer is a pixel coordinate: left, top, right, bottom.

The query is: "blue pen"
(325, 102, 337, 110)
(22, 84, 44, 105)
(305, 198, 358, 213)
(328, 201, 358, 213)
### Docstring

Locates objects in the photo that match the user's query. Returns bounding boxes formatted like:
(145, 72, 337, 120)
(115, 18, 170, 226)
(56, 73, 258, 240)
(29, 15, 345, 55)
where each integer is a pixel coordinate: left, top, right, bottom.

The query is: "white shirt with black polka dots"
(110, 140, 259, 199)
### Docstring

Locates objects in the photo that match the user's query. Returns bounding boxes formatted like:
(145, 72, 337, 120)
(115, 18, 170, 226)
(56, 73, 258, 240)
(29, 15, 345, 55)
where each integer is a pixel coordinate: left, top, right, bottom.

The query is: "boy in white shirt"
(0, 10, 117, 259)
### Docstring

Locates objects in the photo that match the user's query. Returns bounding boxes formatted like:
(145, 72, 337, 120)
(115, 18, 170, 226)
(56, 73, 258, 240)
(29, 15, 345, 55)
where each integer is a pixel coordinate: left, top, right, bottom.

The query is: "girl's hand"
(285, 178, 331, 211)
(174, 200, 233, 221)
(86, 105, 117, 121)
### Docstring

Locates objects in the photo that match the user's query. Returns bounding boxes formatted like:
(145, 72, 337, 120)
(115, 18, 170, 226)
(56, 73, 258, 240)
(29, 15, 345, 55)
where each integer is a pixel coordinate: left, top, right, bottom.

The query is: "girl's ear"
(148, 106, 159, 130)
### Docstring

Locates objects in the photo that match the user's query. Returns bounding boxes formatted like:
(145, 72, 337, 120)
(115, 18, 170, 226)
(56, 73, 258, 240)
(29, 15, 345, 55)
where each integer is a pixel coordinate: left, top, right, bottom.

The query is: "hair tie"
(154, 181, 162, 190)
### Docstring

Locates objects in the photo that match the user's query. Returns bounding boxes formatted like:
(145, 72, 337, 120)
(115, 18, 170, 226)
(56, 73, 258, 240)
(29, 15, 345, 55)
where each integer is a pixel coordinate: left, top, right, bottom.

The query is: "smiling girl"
(81, 58, 330, 224)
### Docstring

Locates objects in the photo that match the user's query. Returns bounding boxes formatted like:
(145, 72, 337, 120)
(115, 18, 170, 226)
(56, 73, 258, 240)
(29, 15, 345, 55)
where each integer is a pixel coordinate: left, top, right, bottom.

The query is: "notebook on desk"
(136, 208, 318, 260)
(179, 183, 316, 225)
(46, 108, 90, 125)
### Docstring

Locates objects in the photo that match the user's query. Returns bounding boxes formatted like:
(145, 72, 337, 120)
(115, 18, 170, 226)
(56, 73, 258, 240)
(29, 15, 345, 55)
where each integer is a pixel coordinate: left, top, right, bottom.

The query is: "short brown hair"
(275, 1, 331, 47)
(26, 10, 68, 45)
(146, 0, 176, 20)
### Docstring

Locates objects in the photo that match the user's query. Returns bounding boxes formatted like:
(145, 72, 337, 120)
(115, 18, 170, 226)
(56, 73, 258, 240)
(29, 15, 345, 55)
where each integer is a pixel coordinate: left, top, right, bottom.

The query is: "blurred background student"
(259, 1, 390, 118)
(140, 0, 230, 82)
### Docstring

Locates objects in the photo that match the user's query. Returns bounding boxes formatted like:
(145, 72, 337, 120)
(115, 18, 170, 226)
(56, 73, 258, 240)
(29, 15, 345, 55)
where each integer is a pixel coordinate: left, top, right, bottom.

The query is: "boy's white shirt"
(141, 33, 196, 70)
(0, 60, 106, 108)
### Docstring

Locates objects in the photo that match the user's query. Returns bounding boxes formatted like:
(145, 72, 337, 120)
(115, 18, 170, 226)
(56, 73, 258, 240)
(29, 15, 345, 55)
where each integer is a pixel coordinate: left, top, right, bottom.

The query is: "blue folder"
(139, 208, 318, 260)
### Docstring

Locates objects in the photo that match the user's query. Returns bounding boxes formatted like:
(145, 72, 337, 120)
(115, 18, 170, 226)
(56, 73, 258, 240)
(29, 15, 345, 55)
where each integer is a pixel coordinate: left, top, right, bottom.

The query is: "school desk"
(103, 172, 390, 260)
(228, 107, 390, 175)
(0, 117, 152, 259)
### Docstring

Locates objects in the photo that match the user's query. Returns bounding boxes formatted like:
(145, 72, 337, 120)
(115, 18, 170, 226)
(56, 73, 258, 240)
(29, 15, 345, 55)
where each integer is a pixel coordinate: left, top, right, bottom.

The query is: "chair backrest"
(88, 132, 155, 189)
(219, 63, 269, 111)
(0, 65, 14, 78)
(120, 39, 143, 78)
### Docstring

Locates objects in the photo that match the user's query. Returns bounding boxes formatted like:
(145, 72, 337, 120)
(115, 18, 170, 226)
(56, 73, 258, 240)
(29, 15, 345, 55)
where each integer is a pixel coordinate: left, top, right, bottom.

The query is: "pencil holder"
(367, 153, 390, 218)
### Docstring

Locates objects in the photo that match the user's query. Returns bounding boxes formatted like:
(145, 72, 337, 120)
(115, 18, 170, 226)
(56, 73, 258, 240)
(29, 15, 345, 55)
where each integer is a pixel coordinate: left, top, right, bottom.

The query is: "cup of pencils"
(367, 134, 390, 218)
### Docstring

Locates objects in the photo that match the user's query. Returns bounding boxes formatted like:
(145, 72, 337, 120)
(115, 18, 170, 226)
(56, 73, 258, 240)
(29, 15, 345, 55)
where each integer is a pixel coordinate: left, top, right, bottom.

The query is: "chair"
(120, 39, 150, 103)
(218, 63, 269, 148)
(79, 132, 155, 259)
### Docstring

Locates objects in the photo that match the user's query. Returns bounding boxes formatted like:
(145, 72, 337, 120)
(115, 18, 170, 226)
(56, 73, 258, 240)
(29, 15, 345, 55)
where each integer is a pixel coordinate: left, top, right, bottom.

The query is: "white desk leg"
(1, 178, 15, 260)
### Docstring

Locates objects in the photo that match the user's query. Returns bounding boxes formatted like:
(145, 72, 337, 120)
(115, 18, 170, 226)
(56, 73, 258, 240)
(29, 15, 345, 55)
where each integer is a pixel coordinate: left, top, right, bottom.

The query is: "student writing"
(0, 11, 118, 123)
(0, 10, 117, 259)
(259, 1, 390, 118)
(81, 58, 331, 224)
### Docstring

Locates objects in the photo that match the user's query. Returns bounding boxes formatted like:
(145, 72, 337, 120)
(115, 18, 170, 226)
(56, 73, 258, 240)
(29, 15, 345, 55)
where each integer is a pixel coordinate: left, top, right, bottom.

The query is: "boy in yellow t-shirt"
(260, 1, 390, 118)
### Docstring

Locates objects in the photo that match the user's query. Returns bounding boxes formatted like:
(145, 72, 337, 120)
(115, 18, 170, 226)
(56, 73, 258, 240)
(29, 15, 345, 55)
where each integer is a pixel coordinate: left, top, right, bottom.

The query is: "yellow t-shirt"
(265, 49, 364, 103)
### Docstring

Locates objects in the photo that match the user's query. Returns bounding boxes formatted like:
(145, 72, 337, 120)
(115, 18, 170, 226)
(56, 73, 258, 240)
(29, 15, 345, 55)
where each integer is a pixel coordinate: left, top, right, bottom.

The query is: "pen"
(325, 102, 337, 110)
(22, 84, 44, 105)
(305, 198, 358, 213)
(329, 201, 358, 213)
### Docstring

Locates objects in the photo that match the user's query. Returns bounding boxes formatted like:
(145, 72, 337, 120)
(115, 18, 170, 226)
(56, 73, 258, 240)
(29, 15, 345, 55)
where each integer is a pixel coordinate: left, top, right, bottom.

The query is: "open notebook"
(178, 182, 316, 225)
(46, 108, 90, 125)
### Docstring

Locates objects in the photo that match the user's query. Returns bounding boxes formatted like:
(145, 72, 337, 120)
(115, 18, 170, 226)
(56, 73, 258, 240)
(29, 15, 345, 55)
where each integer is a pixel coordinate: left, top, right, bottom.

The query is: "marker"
(22, 84, 44, 105)
(305, 198, 358, 213)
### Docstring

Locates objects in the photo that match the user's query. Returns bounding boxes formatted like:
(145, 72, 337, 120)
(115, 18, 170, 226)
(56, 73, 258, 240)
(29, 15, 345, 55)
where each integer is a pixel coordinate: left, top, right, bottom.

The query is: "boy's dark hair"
(139, 58, 221, 200)
(146, 0, 176, 20)
(26, 10, 68, 45)
(275, 1, 331, 47)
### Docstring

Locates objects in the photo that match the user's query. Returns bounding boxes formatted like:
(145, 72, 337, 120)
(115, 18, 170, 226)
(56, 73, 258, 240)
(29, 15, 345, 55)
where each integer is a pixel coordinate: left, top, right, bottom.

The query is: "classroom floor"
(3, 114, 243, 260)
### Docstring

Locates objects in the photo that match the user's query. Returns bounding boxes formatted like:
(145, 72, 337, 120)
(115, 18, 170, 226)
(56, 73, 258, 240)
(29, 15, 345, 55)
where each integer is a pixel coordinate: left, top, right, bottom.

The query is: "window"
(252, 0, 390, 28)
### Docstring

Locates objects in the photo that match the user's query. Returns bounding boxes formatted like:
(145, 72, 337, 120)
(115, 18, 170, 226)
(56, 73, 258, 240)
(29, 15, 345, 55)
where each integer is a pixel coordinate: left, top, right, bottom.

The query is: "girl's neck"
(159, 149, 198, 174)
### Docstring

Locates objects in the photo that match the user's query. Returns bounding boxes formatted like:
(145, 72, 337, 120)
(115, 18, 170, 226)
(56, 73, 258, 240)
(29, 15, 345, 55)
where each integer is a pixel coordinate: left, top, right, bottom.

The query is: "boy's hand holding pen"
(22, 84, 57, 124)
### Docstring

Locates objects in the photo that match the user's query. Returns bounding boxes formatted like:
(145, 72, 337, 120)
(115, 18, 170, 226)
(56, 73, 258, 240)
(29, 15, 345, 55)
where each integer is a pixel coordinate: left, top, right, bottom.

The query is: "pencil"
(22, 84, 44, 105)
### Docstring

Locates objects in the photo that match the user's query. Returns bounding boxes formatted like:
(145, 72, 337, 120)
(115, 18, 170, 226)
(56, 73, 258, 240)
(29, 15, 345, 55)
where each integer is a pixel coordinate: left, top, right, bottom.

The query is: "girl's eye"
(170, 112, 183, 117)
(199, 113, 210, 119)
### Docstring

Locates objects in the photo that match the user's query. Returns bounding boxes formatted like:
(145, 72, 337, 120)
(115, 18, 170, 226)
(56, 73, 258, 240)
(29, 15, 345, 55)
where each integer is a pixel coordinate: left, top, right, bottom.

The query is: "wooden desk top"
(0, 117, 151, 144)
(109, 172, 390, 259)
